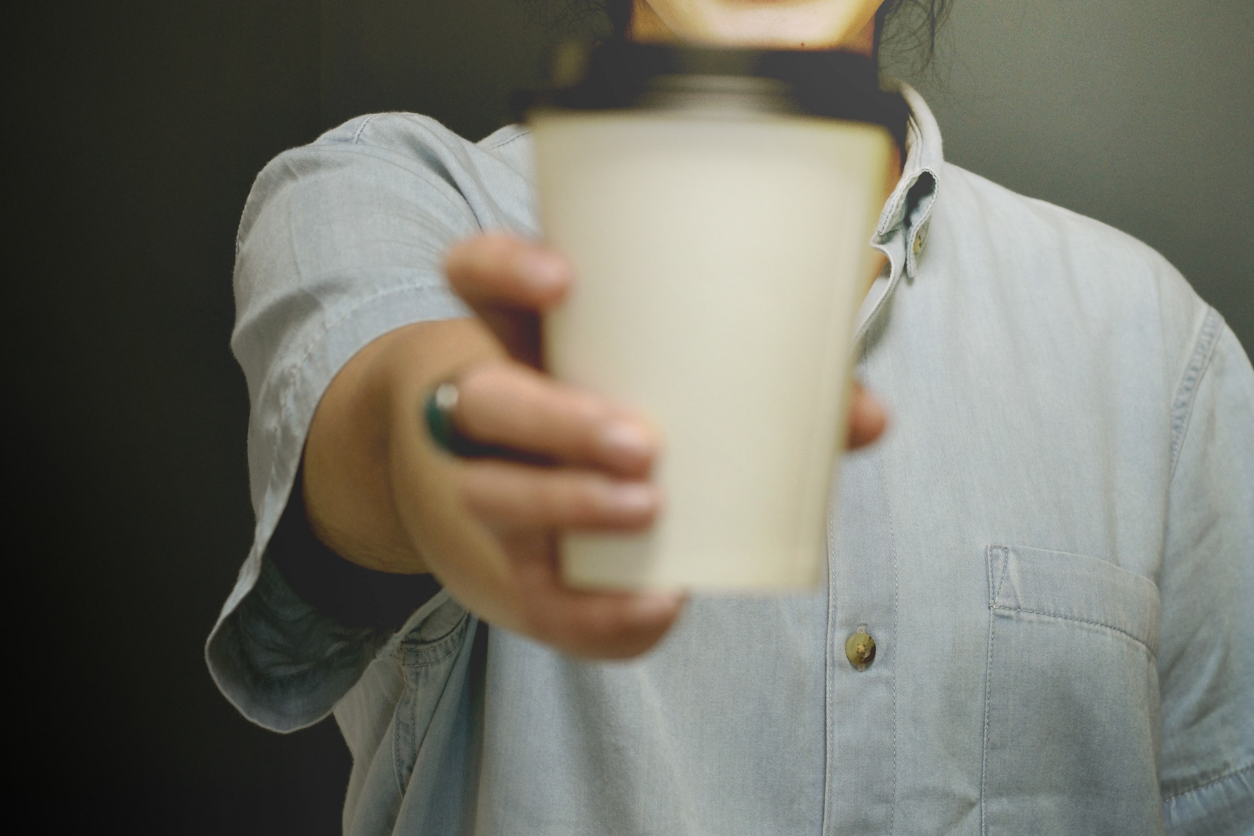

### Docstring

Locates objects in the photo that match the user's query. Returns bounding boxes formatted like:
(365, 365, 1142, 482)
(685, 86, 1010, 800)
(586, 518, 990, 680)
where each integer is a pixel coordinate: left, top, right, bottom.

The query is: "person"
(207, 1, 1254, 833)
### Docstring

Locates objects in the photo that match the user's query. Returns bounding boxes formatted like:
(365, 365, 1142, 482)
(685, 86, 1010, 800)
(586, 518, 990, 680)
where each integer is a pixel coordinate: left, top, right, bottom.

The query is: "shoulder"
(938, 163, 1190, 299)
(238, 114, 538, 250)
(314, 113, 533, 180)
(930, 163, 1213, 361)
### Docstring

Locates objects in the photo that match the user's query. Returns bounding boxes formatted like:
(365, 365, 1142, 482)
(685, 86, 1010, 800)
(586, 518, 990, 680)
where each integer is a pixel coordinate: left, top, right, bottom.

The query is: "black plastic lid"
(513, 40, 909, 153)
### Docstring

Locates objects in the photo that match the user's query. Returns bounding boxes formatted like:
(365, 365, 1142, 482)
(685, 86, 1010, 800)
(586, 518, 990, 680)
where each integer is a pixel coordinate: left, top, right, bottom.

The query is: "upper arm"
(1158, 316, 1254, 833)
(208, 118, 498, 731)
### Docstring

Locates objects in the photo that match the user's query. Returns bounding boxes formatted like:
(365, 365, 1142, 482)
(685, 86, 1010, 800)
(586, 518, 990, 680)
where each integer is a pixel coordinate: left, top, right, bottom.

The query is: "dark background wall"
(883, 0, 1254, 347)
(9, 1, 1250, 832)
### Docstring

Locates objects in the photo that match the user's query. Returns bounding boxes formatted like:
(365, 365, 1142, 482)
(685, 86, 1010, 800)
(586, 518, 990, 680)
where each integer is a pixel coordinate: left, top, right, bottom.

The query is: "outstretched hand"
(431, 233, 887, 657)
(303, 231, 889, 660)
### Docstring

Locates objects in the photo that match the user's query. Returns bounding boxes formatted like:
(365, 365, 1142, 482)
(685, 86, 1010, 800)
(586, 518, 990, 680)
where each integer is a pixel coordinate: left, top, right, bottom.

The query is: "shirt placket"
(823, 110, 937, 834)
(822, 431, 901, 835)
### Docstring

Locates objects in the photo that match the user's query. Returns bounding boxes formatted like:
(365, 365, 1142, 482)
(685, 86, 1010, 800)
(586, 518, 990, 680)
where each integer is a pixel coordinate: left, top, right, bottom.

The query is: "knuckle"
(461, 361, 511, 397)
(524, 477, 563, 523)
(565, 478, 607, 524)
(530, 474, 597, 527)
(456, 363, 527, 436)
(454, 367, 497, 417)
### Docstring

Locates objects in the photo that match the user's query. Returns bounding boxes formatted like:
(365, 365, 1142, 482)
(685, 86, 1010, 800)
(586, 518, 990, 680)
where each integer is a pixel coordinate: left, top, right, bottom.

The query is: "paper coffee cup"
(526, 44, 901, 591)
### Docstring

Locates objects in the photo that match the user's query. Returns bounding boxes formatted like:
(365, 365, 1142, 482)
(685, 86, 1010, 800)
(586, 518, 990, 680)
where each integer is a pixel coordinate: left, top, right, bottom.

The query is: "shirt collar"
(854, 81, 944, 341)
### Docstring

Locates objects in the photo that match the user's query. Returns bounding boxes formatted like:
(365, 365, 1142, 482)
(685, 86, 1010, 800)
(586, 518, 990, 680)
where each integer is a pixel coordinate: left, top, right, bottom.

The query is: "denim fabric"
(207, 86, 1254, 834)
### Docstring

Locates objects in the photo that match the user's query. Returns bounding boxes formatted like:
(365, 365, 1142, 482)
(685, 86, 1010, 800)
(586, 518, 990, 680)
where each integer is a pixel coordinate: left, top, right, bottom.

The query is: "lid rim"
(513, 40, 909, 151)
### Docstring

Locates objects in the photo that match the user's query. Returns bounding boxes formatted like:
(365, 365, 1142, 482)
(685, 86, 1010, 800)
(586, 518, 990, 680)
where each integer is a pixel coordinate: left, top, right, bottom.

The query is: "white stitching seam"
(989, 605, 1157, 658)
(979, 546, 1000, 836)
(1163, 761, 1254, 804)
(1169, 307, 1223, 480)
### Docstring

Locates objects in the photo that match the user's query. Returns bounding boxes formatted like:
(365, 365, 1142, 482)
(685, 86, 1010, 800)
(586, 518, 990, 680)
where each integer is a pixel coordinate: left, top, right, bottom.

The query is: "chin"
(657, 0, 878, 51)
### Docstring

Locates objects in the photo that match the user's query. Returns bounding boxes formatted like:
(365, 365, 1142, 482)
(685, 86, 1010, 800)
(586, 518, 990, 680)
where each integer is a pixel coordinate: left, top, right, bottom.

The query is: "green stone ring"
(423, 376, 506, 458)
(424, 380, 477, 457)
(426, 378, 494, 458)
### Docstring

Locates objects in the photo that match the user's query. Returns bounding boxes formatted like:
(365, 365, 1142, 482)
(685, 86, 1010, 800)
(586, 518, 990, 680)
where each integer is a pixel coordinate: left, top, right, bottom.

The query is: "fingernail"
(603, 482, 658, 514)
(599, 421, 653, 465)
(516, 251, 568, 291)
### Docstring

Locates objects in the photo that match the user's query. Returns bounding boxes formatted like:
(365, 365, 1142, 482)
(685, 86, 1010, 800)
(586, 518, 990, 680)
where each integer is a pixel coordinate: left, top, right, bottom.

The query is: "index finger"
(444, 233, 573, 313)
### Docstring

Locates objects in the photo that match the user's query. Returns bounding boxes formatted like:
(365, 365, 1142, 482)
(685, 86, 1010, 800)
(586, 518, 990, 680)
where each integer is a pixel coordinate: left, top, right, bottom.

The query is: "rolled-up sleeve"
(206, 114, 515, 730)
(1158, 315, 1254, 833)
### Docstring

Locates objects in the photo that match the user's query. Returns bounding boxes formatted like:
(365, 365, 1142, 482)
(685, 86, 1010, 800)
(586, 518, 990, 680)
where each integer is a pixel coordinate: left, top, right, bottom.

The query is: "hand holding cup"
(422, 232, 886, 656)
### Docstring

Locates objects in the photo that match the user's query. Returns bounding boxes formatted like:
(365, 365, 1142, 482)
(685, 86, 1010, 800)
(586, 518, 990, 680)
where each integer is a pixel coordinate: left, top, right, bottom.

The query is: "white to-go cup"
(527, 44, 899, 591)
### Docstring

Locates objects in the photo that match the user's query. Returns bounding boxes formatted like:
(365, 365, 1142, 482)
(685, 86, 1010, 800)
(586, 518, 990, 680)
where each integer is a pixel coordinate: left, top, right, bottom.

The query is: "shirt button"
(845, 625, 876, 671)
(913, 221, 929, 256)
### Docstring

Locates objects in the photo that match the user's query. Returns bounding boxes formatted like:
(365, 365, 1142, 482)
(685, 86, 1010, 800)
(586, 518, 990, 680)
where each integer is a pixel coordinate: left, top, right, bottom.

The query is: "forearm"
(301, 317, 504, 574)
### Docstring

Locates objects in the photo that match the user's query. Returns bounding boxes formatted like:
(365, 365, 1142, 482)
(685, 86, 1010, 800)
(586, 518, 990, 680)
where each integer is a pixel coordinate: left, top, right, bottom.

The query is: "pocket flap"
(988, 545, 1161, 655)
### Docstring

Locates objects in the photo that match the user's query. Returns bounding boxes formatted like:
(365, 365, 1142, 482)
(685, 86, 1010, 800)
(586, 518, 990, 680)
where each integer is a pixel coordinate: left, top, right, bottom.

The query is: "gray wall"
(884, 0, 1254, 350)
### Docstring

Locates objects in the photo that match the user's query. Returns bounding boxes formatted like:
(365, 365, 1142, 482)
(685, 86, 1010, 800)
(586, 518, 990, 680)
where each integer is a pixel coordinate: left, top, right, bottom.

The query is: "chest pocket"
(981, 545, 1164, 836)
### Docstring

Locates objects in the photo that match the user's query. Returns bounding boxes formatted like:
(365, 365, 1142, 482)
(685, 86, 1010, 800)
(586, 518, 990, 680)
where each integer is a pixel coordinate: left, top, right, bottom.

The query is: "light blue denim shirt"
(207, 86, 1254, 835)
